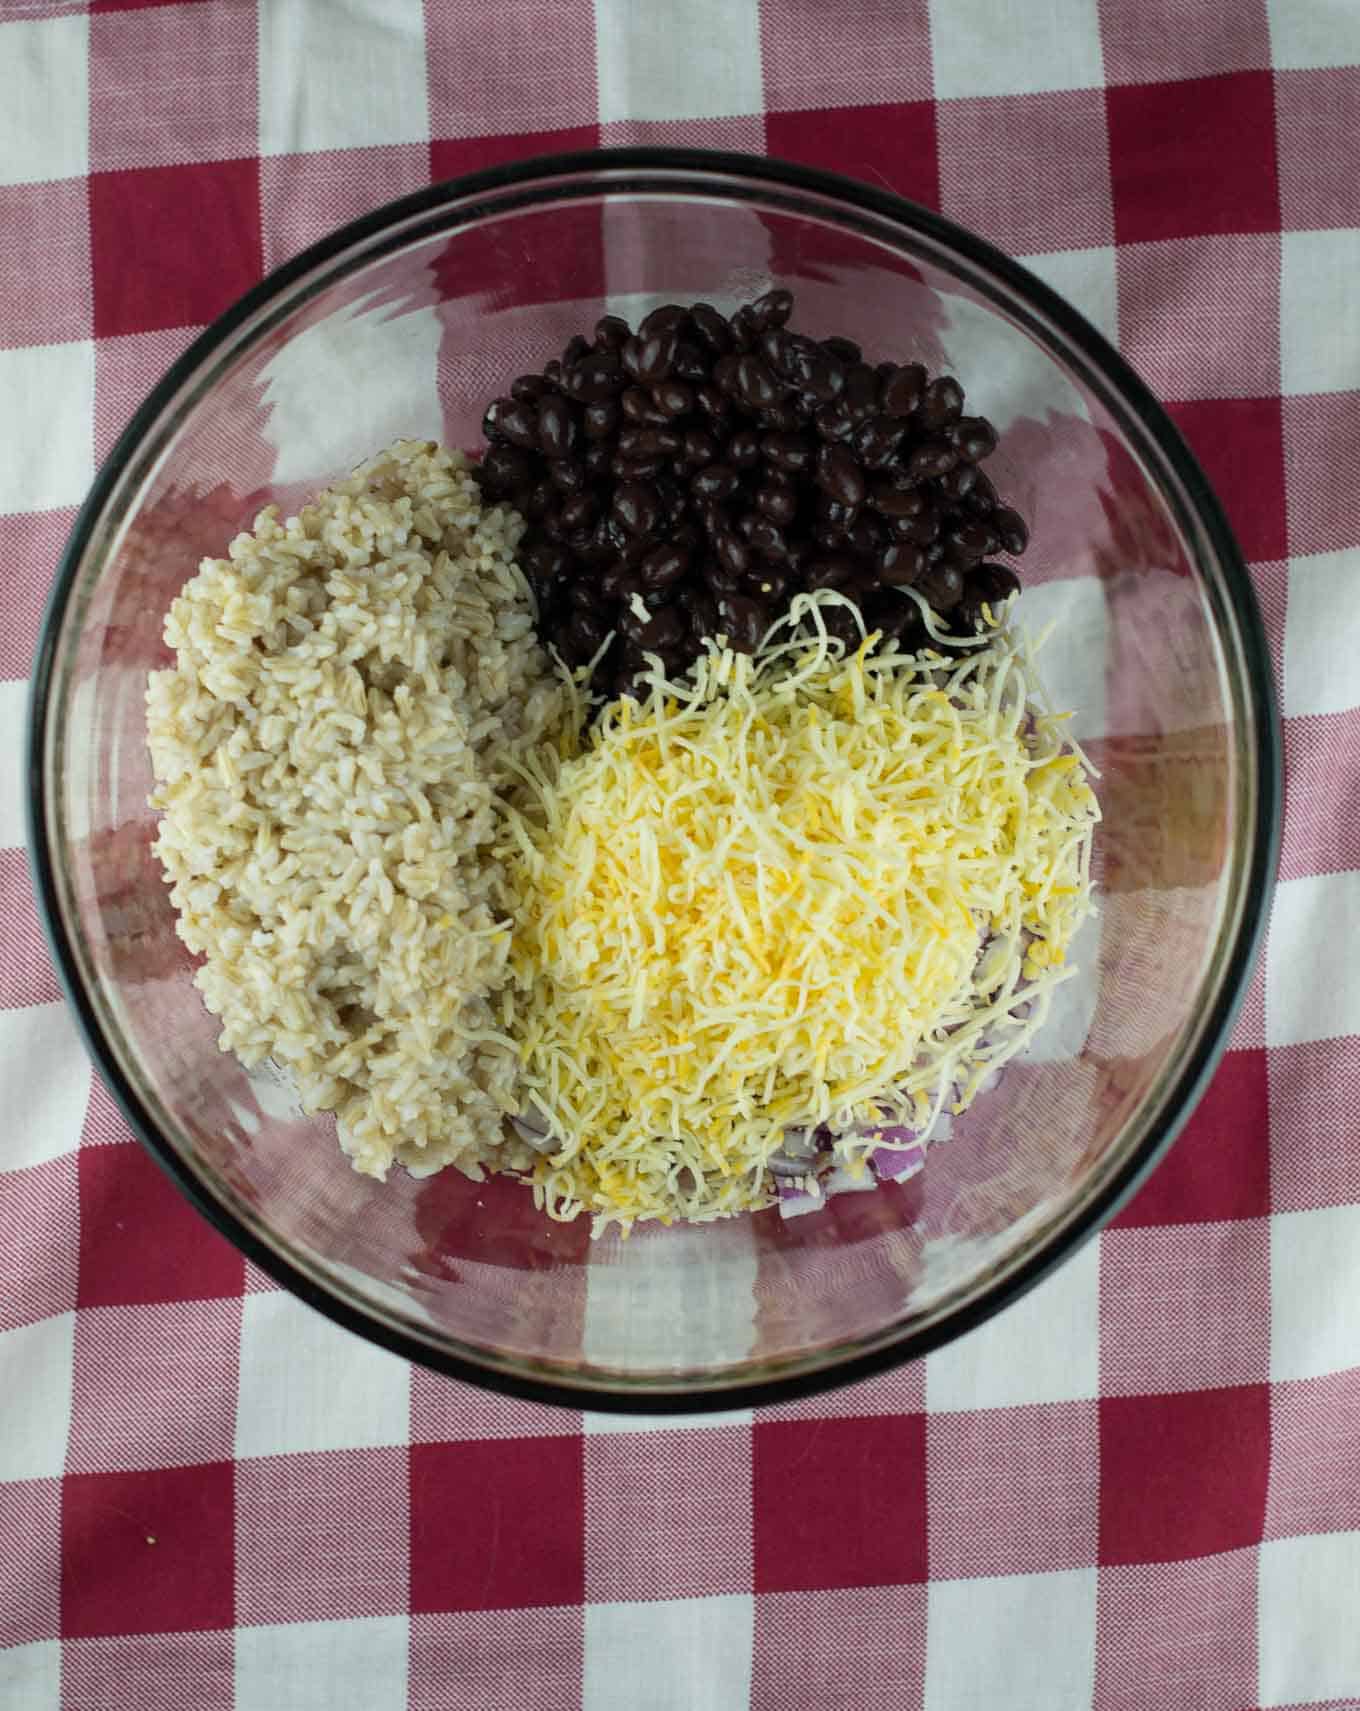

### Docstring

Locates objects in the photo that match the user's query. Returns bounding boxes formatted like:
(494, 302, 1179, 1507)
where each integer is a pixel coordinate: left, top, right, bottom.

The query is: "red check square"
(586, 1426, 753, 1602)
(1113, 1049, 1269, 1228)
(1283, 391, 1360, 558)
(90, 159, 263, 338)
(928, 1402, 1100, 1578)
(0, 850, 61, 1010)
(430, 125, 600, 184)
(0, 181, 91, 350)
(89, 0, 257, 171)
(1099, 1221, 1271, 1395)
(1099, 1387, 1270, 1565)
(0, 1156, 78, 1334)
(938, 89, 1114, 255)
(66, 1300, 241, 1473)
(1116, 233, 1280, 402)
(1098, 0, 1271, 87)
(410, 1437, 584, 1612)
(61, 1631, 234, 1711)
(1275, 68, 1360, 232)
(754, 1414, 927, 1592)
(1266, 1369, 1360, 1541)
(1167, 395, 1287, 563)
(410, 1607, 584, 1711)
(1107, 72, 1280, 244)
(0, 1479, 61, 1647)
(1269, 1035, 1360, 1213)
(752, 1585, 928, 1708)
(61, 1461, 235, 1637)
(0, 506, 76, 682)
(77, 1142, 245, 1309)
(765, 102, 940, 211)
(236, 1448, 409, 1624)
(1093, 1548, 1258, 1711)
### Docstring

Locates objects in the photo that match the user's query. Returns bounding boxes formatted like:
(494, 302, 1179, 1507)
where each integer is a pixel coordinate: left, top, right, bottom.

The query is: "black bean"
(878, 541, 926, 586)
(523, 481, 554, 519)
(689, 303, 734, 351)
(845, 515, 884, 556)
(870, 480, 923, 518)
(583, 398, 620, 440)
(814, 400, 855, 442)
(478, 444, 532, 492)
(682, 427, 720, 467)
(560, 492, 596, 531)
(879, 362, 925, 418)
(561, 333, 590, 366)
(728, 428, 762, 468)
(918, 561, 964, 610)
(843, 363, 879, 421)
(620, 387, 669, 426)
(759, 400, 802, 433)
(548, 458, 587, 494)
(747, 566, 792, 602)
(735, 354, 781, 409)
(806, 555, 856, 589)
(906, 439, 958, 479)
(756, 485, 798, 525)
(640, 304, 689, 340)
(652, 380, 695, 418)
(951, 415, 998, 463)
(751, 287, 794, 330)
(715, 527, 751, 577)
(612, 481, 660, 537)
(893, 508, 940, 545)
(542, 359, 564, 388)
(822, 335, 862, 364)
(617, 426, 680, 460)
(820, 606, 863, 649)
(691, 462, 740, 501)
(945, 519, 998, 563)
(511, 373, 548, 403)
(746, 518, 786, 559)
(936, 462, 978, 501)
(730, 305, 760, 349)
(853, 416, 906, 469)
(566, 352, 624, 402)
(964, 471, 998, 515)
(694, 381, 729, 419)
(717, 595, 766, 652)
(640, 543, 689, 590)
(583, 440, 612, 478)
(762, 432, 813, 473)
(610, 453, 668, 482)
(671, 341, 709, 382)
(993, 506, 1029, 554)
(501, 401, 544, 449)
(540, 506, 568, 543)
(594, 314, 630, 349)
(634, 328, 679, 384)
(815, 443, 867, 507)
(919, 375, 965, 429)
(704, 558, 745, 597)
(713, 353, 743, 397)
(974, 561, 1022, 606)
(537, 395, 576, 458)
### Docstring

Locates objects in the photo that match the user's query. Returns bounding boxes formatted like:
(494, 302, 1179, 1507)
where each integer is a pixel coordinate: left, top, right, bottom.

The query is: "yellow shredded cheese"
(503, 594, 1100, 1235)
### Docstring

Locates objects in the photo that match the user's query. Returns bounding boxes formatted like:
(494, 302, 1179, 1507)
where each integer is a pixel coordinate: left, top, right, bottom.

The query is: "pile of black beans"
(476, 290, 1026, 699)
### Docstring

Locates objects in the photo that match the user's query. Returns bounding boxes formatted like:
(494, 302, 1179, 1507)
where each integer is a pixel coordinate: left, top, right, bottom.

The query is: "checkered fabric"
(1, 1, 1357, 1706)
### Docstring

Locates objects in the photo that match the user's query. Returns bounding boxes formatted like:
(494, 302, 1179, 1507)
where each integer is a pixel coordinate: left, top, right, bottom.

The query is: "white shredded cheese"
(503, 594, 1100, 1235)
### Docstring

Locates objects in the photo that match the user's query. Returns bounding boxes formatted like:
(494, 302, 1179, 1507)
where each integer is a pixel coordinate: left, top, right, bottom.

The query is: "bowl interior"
(35, 161, 1271, 1406)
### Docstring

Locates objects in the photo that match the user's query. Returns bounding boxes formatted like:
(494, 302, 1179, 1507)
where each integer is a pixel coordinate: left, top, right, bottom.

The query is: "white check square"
(258, 0, 430, 155)
(1019, 247, 1119, 346)
(595, 0, 763, 123)
(1280, 228, 1360, 397)
(925, 1567, 1097, 1709)
(0, 15, 88, 187)
(0, 1003, 91, 1175)
(1270, 1204, 1360, 1384)
(926, 1234, 1100, 1411)
(0, 342, 95, 514)
(1266, 0, 1360, 70)
(1259, 1531, 1360, 1705)
(0, 1641, 60, 1711)
(1266, 869, 1360, 1049)
(583, 1596, 753, 1711)
(0, 1314, 73, 1482)
(929, 0, 1104, 99)
(236, 1616, 408, 1711)
(1283, 549, 1360, 719)
(234, 1291, 410, 1459)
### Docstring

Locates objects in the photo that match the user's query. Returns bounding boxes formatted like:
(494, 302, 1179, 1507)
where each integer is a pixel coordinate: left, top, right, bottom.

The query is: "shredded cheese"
(502, 594, 1100, 1235)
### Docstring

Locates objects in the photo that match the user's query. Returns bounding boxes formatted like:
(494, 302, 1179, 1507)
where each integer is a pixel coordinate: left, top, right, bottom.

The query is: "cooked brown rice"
(145, 439, 564, 1180)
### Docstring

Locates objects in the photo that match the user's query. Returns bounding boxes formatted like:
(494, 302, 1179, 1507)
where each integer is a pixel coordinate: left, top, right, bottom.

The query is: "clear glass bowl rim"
(27, 148, 1282, 1413)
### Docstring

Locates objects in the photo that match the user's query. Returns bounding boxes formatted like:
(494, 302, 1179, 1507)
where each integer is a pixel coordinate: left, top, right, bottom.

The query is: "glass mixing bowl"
(28, 151, 1279, 1411)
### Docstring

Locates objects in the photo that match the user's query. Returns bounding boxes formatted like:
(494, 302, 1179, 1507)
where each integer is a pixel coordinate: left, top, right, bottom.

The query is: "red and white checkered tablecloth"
(2, 0, 1358, 1706)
